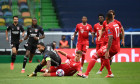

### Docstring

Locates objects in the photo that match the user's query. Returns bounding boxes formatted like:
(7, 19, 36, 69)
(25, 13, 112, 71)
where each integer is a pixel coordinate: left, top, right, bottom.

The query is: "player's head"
(37, 42, 45, 52)
(32, 18, 37, 26)
(98, 14, 104, 23)
(106, 13, 113, 24)
(61, 35, 66, 40)
(13, 16, 18, 24)
(52, 41, 56, 49)
(82, 16, 87, 23)
(108, 10, 115, 19)
(75, 50, 82, 61)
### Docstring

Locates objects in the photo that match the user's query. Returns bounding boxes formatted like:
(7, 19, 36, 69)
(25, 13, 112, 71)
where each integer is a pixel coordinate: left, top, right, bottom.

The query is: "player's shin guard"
(85, 54, 98, 75)
(34, 64, 43, 74)
(81, 53, 85, 67)
(11, 54, 16, 63)
(22, 56, 28, 69)
(104, 59, 112, 75)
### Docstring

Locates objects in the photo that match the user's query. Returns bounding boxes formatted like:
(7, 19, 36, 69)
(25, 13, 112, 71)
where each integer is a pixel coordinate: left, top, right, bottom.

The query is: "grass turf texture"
(0, 62, 140, 84)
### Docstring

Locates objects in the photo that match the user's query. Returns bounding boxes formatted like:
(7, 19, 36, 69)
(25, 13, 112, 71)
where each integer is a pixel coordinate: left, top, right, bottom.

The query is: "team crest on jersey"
(80, 27, 82, 28)
(73, 63, 76, 66)
(17, 27, 19, 30)
(80, 29, 84, 33)
(35, 29, 38, 32)
(97, 27, 99, 29)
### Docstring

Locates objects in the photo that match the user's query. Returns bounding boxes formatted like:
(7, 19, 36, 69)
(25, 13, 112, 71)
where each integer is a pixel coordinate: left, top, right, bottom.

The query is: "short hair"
(62, 35, 65, 37)
(37, 42, 45, 47)
(98, 14, 104, 18)
(82, 16, 87, 18)
(53, 41, 56, 44)
(108, 10, 115, 15)
(76, 50, 83, 55)
(106, 13, 113, 20)
(13, 16, 18, 19)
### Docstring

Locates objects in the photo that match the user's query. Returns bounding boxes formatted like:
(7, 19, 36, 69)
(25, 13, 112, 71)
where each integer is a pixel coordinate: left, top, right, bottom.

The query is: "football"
(56, 69, 65, 77)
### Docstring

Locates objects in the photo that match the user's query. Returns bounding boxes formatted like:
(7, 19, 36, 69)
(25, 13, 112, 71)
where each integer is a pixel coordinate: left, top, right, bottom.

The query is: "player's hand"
(34, 37, 39, 40)
(22, 34, 24, 37)
(42, 72, 49, 77)
(6, 37, 8, 41)
(121, 40, 125, 47)
(104, 51, 109, 59)
(92, 40, 94, 44)
(98, 36, 101, 41)
(19, 39, 23, 43)
(71, 36, 74, 41)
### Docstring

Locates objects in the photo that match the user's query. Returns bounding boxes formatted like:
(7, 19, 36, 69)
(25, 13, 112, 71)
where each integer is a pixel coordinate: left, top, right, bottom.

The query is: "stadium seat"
(0, 18, 5, 26)
(22, 12, 30, 17)
(1, 0, 9, 5)
(5, 18, 13, 26)
(24, 18, 32, 26)
(18, 0, 27, 4)
(12, 10, 21, 16)
(2, 5, 10, 11)
(4, 11, 12, 16)
(0, 11, 3, 16)
(19, 5, 29, 12)
(18, 18, 24, 25)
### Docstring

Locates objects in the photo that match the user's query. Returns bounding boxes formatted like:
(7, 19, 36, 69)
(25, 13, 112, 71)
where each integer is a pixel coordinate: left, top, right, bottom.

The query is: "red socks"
(99, 58, 104, 71)
(103, 59, 112, 75)
(85, 54, 97, 75)
(81, 53, 85, 67)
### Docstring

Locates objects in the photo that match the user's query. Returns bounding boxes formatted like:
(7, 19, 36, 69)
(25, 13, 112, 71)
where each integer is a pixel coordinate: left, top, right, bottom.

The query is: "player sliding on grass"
(96, 10, 125, 74)
(28, 50, 82, 77)
(82, 13, 121, 78)
(28, 42, 61, 77)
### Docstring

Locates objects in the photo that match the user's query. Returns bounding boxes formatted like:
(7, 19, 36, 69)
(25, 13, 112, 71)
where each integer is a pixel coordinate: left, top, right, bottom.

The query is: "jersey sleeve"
(6, 25, 11, 31)
(89, 25, 93, 32)
(40, 27, 44, 35)
(93, 24, 96, 33)
(66, 55, 72, 59)
(103, 21, 106, 29)
(76, 64, 81, 71)
(44, 54, 51, 61)
(75, 24, 79, 32)
(20, 25, 24, 32)
(27, 27, 30, 36)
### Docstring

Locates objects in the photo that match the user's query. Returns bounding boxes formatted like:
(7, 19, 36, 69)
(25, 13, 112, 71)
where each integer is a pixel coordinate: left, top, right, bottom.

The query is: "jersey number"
(115, 27, 119, 37)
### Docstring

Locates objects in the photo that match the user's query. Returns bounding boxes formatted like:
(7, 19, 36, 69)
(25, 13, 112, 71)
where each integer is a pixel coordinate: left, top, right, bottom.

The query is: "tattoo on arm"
(107, 36, 113, 51)
(46, 60, 51, 70)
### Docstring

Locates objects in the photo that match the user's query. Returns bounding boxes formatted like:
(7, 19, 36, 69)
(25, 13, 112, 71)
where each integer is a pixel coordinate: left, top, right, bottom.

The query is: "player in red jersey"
(82, 13, 121, 78)
(71, 16, 94, 71)
(29, 50, 82, 77)
(93, 14, 105, 74)
(96, 10, 125, 74)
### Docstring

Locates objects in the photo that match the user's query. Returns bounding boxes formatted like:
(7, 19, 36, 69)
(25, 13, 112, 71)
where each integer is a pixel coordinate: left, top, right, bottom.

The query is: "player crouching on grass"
(29, 50, 83, 77)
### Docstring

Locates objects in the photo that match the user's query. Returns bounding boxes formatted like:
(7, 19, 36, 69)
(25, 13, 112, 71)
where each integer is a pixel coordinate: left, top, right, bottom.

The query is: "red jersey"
(103, 19, 122, 43)
(93, 23, 104, 44)
(108, 22, 121, 52)
(61, 55, 81, 76)
(75, 23, 93, 42)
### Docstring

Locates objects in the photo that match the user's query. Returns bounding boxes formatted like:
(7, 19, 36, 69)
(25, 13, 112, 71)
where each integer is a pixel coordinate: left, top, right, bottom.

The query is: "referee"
(5, 16, 25, 70)
(28, 42, 61, 77)
(20, 18, 45, 73)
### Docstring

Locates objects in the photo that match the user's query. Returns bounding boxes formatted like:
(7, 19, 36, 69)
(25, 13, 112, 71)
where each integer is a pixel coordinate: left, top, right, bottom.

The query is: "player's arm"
(56, 50, 67, 57)
(5, 26, 11, 41)
(71, 31, 78, 41)
(45, 57, 51, 73)
(21, 25, 25, 37)
(121, 27, 125, 46)
(98, 27, 105, 41)
(105, 28, 113, 59)
(92, 25, 96, 44)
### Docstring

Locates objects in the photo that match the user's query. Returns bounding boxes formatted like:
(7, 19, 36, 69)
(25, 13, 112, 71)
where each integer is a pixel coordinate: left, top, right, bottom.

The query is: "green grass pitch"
(0, 62, 140, 84)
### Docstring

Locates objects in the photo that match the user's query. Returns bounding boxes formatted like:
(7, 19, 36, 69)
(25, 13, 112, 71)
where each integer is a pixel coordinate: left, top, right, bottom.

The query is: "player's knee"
(92, 53, 98, 60)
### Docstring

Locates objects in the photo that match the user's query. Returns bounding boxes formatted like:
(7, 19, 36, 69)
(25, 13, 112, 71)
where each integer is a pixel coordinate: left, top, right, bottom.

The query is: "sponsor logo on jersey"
(35, 29, 38, 32)
(80, 27, 82, 28)
(12, 31, 19, 34)
(17, 27, 19, 30)
(86, 26, 89, 29)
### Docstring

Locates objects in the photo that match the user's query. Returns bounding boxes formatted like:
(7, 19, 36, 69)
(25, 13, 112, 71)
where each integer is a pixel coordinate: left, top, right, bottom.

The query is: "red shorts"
(76, 41, 89, 52)
(97, 44, 118, 59)
(96, 43, 104, 51)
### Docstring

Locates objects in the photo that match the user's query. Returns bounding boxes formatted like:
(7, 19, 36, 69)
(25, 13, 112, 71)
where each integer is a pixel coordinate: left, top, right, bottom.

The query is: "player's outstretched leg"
(82, 53, 98, 78)
(96, 58, 104, 74)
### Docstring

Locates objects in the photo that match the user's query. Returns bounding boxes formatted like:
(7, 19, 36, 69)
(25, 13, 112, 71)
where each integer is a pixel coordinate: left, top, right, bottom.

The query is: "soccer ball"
(56, 69, 64, 77)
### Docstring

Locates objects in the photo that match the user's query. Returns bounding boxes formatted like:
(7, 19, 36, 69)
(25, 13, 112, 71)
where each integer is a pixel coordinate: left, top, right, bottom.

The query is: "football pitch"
(0, 62, 140, 84)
